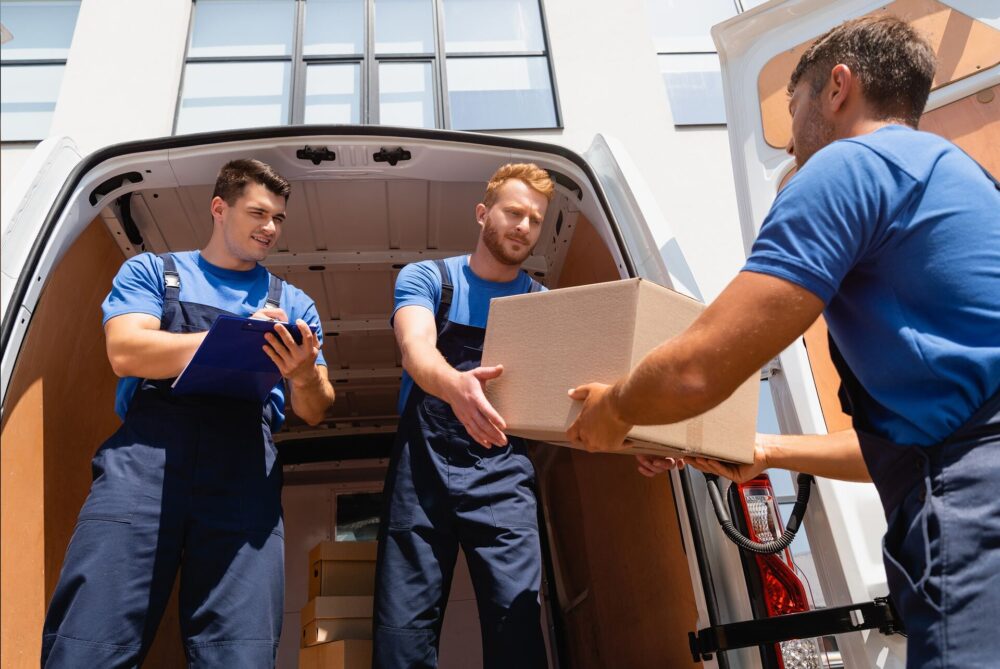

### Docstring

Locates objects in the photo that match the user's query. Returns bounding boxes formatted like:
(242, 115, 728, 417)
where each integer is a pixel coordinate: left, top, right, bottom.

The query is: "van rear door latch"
(296, 146, 337, 165)
(688, 596, 903, 662)
(373, 147, 411, 166)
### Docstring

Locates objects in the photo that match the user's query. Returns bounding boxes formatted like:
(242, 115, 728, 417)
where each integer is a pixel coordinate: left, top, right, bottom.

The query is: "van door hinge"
(296, 146, 337, 165)
(373, 147, 411, 166)
(89, 171, 143, 206)
(688, 597, 903, 662)
(760, 357, 781, 381)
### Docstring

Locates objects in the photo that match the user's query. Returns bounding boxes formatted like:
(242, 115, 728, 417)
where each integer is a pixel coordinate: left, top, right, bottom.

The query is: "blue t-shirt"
(391, 255, 545, 412)
(744, 126, 1000, 445)
(101, 250, 327, 430)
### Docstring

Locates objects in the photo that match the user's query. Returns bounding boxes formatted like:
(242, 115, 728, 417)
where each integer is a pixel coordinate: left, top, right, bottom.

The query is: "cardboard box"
(300, 596, 373, 647)
(299, 640, 373, 669)
(481, 278, 757, 463)
(308, 541, 378, 599)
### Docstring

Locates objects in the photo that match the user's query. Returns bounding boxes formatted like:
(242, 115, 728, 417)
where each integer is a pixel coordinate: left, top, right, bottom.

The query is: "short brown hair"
(483, 163, 555, 207)
(212, 159, 291, 204)
(788, 15, 936, 127)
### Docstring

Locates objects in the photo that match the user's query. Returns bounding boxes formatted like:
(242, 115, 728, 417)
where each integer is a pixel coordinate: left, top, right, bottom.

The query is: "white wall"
(47, 0, 191, 156)
(0, 143, 37, 200)
(506, 0, 747, 300)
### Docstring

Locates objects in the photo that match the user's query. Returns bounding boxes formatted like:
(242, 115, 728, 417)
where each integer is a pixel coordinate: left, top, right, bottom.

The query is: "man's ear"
(210, 195, 227, 225)
(475, 202, 487, 228)
(827, 63, 854, 113)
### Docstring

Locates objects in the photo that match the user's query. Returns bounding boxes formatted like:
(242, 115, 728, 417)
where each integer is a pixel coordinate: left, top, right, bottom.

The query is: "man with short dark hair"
(373, 163, 553, 669)
(568, 16, 999, 668)
(41, 159, 335, 667)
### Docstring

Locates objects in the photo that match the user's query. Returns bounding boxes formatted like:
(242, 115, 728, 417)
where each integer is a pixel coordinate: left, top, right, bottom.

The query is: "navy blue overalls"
(42, 254, 286, 668)
(830, 335, 1000, 668)
(373, 260, 547, 669)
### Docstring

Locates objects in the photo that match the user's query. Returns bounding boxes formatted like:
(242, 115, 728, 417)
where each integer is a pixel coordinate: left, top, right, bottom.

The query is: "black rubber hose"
(704, 472, 814, 555)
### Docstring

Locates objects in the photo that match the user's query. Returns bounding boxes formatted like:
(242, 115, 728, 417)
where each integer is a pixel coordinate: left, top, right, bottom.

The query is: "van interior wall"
(536, 214, 702, 668)
(0, 219, 186, 667)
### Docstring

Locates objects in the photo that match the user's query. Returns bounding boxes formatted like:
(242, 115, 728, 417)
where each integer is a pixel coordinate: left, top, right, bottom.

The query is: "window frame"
(651, 0, 745, 128)
(173, 0, 562, 134)
(0, 0, 81, 142)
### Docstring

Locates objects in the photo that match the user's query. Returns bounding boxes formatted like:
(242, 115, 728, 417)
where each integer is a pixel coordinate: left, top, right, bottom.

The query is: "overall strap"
(433, 259, 453, 329)
(265, 273, 283, 310)
(160, 253, 181, 304)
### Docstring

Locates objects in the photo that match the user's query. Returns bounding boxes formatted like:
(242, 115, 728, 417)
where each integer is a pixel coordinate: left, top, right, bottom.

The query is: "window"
(334, 491, 382, 541)
(0, 0, 81, 141)
(176, 0, 559, 134)
(646, 0, 742, 126)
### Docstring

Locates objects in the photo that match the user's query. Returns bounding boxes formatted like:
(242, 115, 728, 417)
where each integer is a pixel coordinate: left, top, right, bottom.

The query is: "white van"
(2, 1, 996, 667)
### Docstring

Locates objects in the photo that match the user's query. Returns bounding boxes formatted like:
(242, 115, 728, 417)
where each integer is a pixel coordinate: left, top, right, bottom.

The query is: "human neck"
(836, 105, 909, 141)
(200, 237, 256, 271)
(468, 244, 520, 283)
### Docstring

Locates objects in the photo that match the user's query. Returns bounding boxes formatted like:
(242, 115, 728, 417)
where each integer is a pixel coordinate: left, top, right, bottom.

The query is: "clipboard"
(171, 315, 311, 403)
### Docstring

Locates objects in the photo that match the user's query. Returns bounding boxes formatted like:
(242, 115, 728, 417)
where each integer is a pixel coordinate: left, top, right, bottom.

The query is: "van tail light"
(736, 475, 826, 669)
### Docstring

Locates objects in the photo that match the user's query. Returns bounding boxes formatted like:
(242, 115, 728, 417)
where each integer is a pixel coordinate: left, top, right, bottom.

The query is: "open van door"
(1, 137, 83, 404)
(706, 0, 999, 667)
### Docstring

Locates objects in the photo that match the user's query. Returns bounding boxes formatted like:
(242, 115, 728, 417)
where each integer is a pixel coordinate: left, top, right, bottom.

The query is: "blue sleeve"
(391, 261, 441, 325)
(101, 252, 164, 325)
(283, 285, 327, 368)
(742, 140, 907, 303)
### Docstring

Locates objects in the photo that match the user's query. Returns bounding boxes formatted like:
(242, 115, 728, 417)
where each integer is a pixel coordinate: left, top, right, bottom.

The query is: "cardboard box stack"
(299, 541, 377, 668)
(481, 278, 758, 464)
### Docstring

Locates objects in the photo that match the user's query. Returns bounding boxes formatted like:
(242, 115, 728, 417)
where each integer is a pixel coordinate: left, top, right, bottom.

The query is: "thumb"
(567, 385, 589, 401)
(472, 364, 504, 380)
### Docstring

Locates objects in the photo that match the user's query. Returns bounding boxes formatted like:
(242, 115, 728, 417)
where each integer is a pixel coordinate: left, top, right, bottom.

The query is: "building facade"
(1, 0, 767, 302)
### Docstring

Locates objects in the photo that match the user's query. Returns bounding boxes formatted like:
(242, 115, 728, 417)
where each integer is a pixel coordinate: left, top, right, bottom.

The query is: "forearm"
(107, 328, 206, 379)
(610, 332, 727, 426)
(761, 429, 871, 482)
(289, 366, 335, 426)
(609, 272, 824, 428)
(401, 340, 460, 403)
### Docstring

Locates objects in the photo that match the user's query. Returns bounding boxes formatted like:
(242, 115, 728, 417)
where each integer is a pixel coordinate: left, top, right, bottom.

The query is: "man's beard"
(482, 220, 535, 266)
(794, 101, 836, 168)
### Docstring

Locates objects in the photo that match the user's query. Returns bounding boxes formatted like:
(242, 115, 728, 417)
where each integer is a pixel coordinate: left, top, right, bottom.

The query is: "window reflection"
(379, 61, 434, 128)
(0, 0, 81, 140)
(447, 56, 555, 130)
(443, 0, 545, 53)
(304, 0, 365, 56)
(376, 0, 434, 55)
(305, 62, 361, 124)
(189, 0, 295, 57)
(177, 61, 291, 133)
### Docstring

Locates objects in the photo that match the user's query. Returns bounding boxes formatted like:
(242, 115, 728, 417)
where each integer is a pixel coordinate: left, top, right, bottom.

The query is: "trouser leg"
(457, 441, 546, 669)
(180, 524, 285, 668)
(180, 410, 285, 668)
(883, 437, 1000, 669)
(462, 524, 546, 669)
(373, 427, 459, 669)
(41, 433, 184, 668)
(373, 525, 459, 669)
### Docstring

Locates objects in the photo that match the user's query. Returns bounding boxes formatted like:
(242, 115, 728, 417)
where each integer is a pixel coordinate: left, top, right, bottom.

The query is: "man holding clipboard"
(41, 159, 335, 667)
